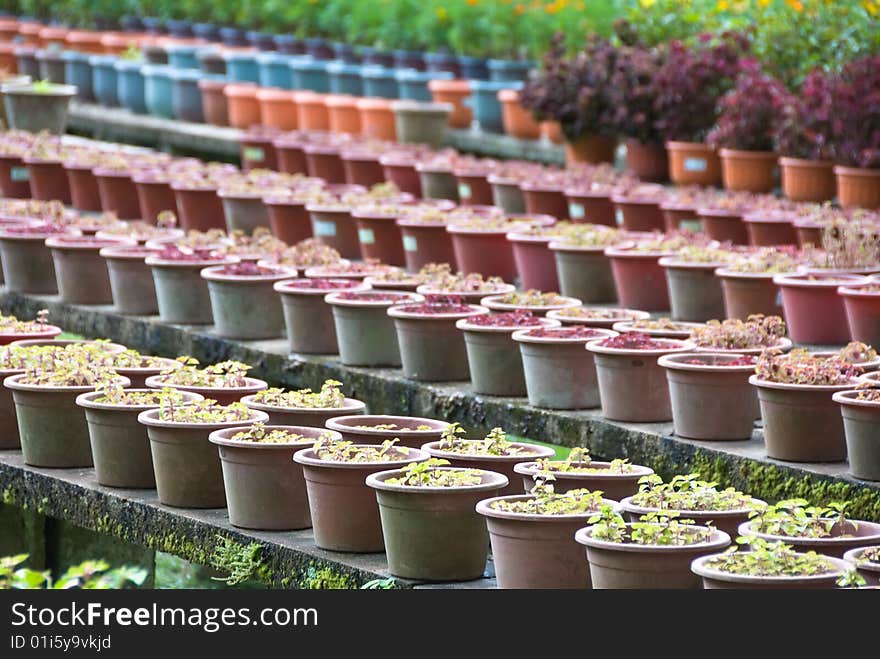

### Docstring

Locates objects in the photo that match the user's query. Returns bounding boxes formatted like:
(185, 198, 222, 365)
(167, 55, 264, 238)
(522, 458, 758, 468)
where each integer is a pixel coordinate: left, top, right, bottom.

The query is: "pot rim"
(610, 321, 702, 337)
(833, 390, 880, 408)
(112, 356, 183, 375)
(241, 395, 365, 415)
(575, 523, 730, 553)
(76, 388, 204, 411)
(0, 325, 62, 340)
(45, 236, 136, 250)
(511, 326, 617, 344)
(715, 267, 803, 279)
(421, 440, 555, 462)
(690, 552, 848, 583)
(456, 317, 558, 333)
(274, 278, 371, 295)
(200, 264, 296, 282)
(4, 373, 130, 392)
(324, 291, 423, 307)
(386, 303, 489, 321)
(748, 374, 860, 392)
(209, 424, 341, 449)
(658, 352, 759, 371)
(505, 232, 555, 244)
(143, 374, 268, 394)
(145, 255, 238, 268)
(738, 519, 880, 546)
(621, 495, 765, 519)
(610, 195, 663, 207)
(658, 256, 731, 270)
(691, 337, 793, 355)
(325, 414, 448, 435)
(479, 295, 582, 312)
(586, 338, 696, 357)
(137, 406, 268, 428)
(514, 460, 654, 479)
(98, 246, 157, 259)
(547, 308, 650, 324)
(415, 283, 515, 297)
(365, 466, 509, 492)
(604, 243, 675, 259)
(838, 284, 880, 297)
(773, 273, 871, 288)
(843, 546, 880, 571)
(293, 445, 429, 469)
(476, 494, 619, 522)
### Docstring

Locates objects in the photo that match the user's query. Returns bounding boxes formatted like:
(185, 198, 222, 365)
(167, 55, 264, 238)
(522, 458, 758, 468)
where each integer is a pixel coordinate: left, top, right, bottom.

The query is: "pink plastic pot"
(448, 225, 517, 281)
(564, 188, 616, 226)
(520, 183, 568, 220)
(352, 209, 405, 267)
(716, 268, 795, 320)
(743, 210, 798, 247)
(397, 218, 457, 272)
(611, 196, 664, 232)
(507, 231, 560, 291)
(839, 283, 880, 348)
(697, 208, 748, 246)
(379, 154, 422, 197)
(774, 273, 870, 345)
(605, 244, 673, 311)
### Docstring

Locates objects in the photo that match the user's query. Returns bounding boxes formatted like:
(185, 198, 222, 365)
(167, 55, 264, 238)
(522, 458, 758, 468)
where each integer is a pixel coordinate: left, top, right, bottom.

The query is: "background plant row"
(1, 0, 877, 74)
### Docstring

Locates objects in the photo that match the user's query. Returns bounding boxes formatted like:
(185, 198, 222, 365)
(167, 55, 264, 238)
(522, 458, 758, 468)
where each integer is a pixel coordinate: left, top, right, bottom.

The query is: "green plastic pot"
(0, 227, 78, 294)
(549, 242, 618, 303)
(146, 255, 237, 325)
(218, 191, 271, 234)
(201, 266, 295, 340)
(275, 279, 370, 354)
(1, 82, 75, 134)
(834, 390, 880, 481)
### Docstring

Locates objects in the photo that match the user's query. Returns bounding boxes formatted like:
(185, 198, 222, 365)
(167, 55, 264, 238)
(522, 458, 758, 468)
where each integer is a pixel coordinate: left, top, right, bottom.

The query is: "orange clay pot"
(834, 166, 880, 210)
(325, 95, 362, 135)
(293, 91, 330, 131)
(256, 88, 298, 130)
(719, 148, 777, 193)
(357, 98, 396, 141)
(428, 79, 471, 129)
(0, 43, 18, 74)
(779, 157, 836, 203)
(541, 120, 563, 144)
(224, 83, 261, 129)
(64, 30, 105, 54)
(666, 141, 721, 186)
(38, 26, 69, 48)
(199, 79, 230, 126)
(498, 88, 540, 140)
(565, 134, 616, 165)
(16, 22, 44, 46)
(100, 32, 143, 55)
(0, 19, 19, 42)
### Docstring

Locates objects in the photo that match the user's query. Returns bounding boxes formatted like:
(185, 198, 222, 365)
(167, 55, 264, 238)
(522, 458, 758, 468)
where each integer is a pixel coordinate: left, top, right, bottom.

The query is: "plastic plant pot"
(264, 196, 312, 245)
(360, 65, 399, 99)
(351, 207, 407, 266)
(94, 168, 141, 219)
(62, 162, 101, 212)
(100, 245, 160, 315)
(549, 242, 618, 304)
(146, 252, 238, 325)
(171, 184, 227, 232)
(142, 65, 174, 118)
(357, 97, 396, 141)
(697, 207, 749, 246)
(166, 44, 200, 70)
(508, 231, 560, 291)
(429, 78, 471, 128)
(448, 224, 519, 281)
(327, 61, 364, 96)
(341, 150, 382, 186)
(468, 80, 516, 133)
(380, 153, 422, 197)
(290, 57, 330, 92)
(393, 101, 452, 148)
(605, 244, 674, 311)
(396, 69, 452, 102)
(218, 190, 271, 234)
(114, 59, 147, 113)
(0, 225, 81, 294)
(487, 58, 534, 82)
(425, 52, 461, 76)
(458, 55, 490, 80)
(170, 68, 205, 122)
(46, 235, 136, 304)
(89, 54, 119, 106)
(240, 132, 279, 171)
(256, 52, 293, 89)
(833, 390, 880, 481)
(743, 210, 798, 247)
(62, 50, 94, 101)
(144, 373, 268, 407)
(241, 395, 365, 429)
(36, 49, 65, 84)
(666, 140, 721, 187)
(515, 459, 653, 500)
(2, 82, 75, 134)
(293, 91, 330, 130)
(21, 155, 69, 203)
(224, 83, 260, 128)
(132, 173, 177, 224)
(397, 217, 458, 272)
(303, 144, 346, 184)
(839, 283, 880, 348)
(774, 273, 870, 345)
(659, 257, 728, 322)
(199, 77, 230, 126)
(224, 51, 259, 83)
(489, 174, 526, 214)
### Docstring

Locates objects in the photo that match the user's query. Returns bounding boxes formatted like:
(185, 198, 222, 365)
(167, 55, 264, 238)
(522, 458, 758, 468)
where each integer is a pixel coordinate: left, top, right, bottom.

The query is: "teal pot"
(224, 51, 260, 83)
(210, 425, 341, 530)
(361, 65, 399, 99)
(201, 265, 295, 340)
(324, 415, 449, 450)
(457, 316, 559, 396)
(0, 226, 79, 294)
(489, 174, 526, 214)
(394, 50, 425, 71)
(257, 52, 293, 89)
(834, 390, 880, 481)
(392, 101, 452, 147)
(458, 56, 490, 80)
(476, 494, 617, 589)
(77, 389, 204, 488)
(290, 57, 330, 92)
(576, 524, 731, 589)
(197, 48, 226, 76)
(487, 59, 534, 82)
(143, 65, 174, 118)
(422, 440, 555, 497)
(513, 326, 617, 410)
(295, 446, 429, 552)
(248, 31, 277, 51)
(396, 69, 452, 102)
(275, 278, 370, 354)
(327, 61, 363, 95)
(325, 290, 424, 367)
(170, 68, 204, 122)
(659, 257, 727, 322)
(137, 407, 268, 508)
(387, 303, 489, 382)
(1, 82, 75, 134)
(468, 80, 517, 133)
(362, 47, 395, 68)
(100, 245, 160, 315)
(62, 51, 94, 101)
(114, 59, 147, 113)
(218, 191, 270, 233)
(219, 27, 248, 47)
(425, 52, 461, 76)
(659, 353, 760, 441)
(36, 49, 66, 83)
(750, 376, 855, 463)
(90, 55, 119, 106)
(14, 47, 39, 79)
(366, 467, 508, 581)
(166, 44, 200, 70)
(145, 254, 238, 325)
(6, 374, 130, 468)
(241, 395, 365, 428)
(586, 339, 696, 422)
(46, 236, 136, 305)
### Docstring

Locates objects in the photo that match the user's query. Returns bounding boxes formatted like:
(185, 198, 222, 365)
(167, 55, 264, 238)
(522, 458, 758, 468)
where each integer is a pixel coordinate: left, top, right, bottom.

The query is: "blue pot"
(248, 31, 276, 51)
(361, 65, 399, 99)
(171, 68, 205, 123)
(424, 52, 461, 77)
(224, 51, 260, 83)
(115, 60, 147, 114)
(458, 56, 490, 81)
(396, 69, 453, 102)
(332, 42, 360, 64)
(90, 55, 119, 107)
(487, 59, 535, 83)
(63, 51, 94, 101)
(14, 47, 39, 80)
(166, 19, 194, 38)
(361, 47, 395, 68)
(193, 23, 220, 41)
(326, 61, 363, 96)
(141, 17, 166, 35)
(289, 57, 330, 92)
(468, 80, 520, 134)
(394, 50, 425, 72)
(304, 38, 334, 60)
(257, 52, 293, 89)
(274, 34, 306, 55)
(120, 16, 144, 32)
(219, 27, 248, 47)
(142, 65, 174, 119)
(167, 44, 200, 70)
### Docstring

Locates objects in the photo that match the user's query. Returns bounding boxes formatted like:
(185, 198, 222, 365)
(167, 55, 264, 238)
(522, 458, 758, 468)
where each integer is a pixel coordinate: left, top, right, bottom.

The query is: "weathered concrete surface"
(3, 290, 880, 525)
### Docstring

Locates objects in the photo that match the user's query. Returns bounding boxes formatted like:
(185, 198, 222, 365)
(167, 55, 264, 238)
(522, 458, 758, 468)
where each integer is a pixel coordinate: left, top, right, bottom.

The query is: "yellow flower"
(717, 0, 729, 10)
(640, 0, 657, 7)
(436, 6, 448, 20)
(467, 0, 479, 6)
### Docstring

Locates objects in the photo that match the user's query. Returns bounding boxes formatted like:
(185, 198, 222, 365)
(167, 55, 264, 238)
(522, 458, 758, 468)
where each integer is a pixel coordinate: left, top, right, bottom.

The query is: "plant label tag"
(403, 235, 418, 252)
(569, 203, 585, 219)
(615, 208, 624, 226)
(314, 220, 336, 237)
(684, 157, 707, 172)
(458, 183, 471, 200)
(10, 167, 29, 182)
(243, 147, 265, 163)
(775, 290, 783, 307)
(680, 219, 702, 233)
(358, 228, 375, 245)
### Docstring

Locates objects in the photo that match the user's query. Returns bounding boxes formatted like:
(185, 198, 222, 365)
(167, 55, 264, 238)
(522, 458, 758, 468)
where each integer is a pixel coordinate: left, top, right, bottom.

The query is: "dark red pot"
(397, 219, 457, 272)
(133, 176, 177, 225)
(265, 198, 313, 244)
(380, 155, 422, 197)
(24, 157, 71, 204)
(448, 226, 517, 281)
(274, 138, 308, 175)
(240, 136, 278, 172)
(341, 152, 385, 187)
(660, 203, 702, 233)
(508, 232, 559, 291)
(308, 205, 360, 259)
(172, 186, 226, 232)
(352, 210, 405, 266)
(94, 168, 141, 219)
(0, 154, 31, 198)
(606, 246, 671, 311)
(698, 208, 748, 246)
(63, 163, 102, 211)
(743, 211, 798, 246)
(454, 168, 494, 206)
(304, 145, 346, 184)
(611, 196, 664, 232)
(564, 189, 615, 226)
(521, 183, 568, 220)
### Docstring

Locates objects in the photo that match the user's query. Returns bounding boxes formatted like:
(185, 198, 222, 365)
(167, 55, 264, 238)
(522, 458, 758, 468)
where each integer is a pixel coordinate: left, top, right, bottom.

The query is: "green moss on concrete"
(300, 563, 358, 590)
(210, 535, 263, 586)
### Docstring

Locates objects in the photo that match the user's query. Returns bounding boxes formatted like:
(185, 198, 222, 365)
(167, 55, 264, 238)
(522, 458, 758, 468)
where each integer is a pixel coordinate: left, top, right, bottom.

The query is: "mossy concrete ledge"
(3, 291, 880, 527)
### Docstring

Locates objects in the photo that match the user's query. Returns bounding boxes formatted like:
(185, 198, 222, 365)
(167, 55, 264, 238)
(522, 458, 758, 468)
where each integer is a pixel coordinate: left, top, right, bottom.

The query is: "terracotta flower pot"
(94, 168, 142, 219)
(379, 153, 422, 197)
(624, 139, 668, 182)
(351, 209, 405, 266)
(295, 445, 429, 552)
(780, 157, 836, 203)
(448, 225, 518, 281)
(428, 78, 471, 128)
(240, 134, 278, 172)
(307, 204, 360, 259)
(658, 257, 727, 322)
(697, 207, 748, 245)
(387, 303, 488, 381)
(563, 189, 616, 227)
(198, 78, 230, 126)
(304, 145, 346, 184)
(497, 88, 539, 139)
(357, 98, 397, 141)
(256, 88, 297, 130)
(100, 245, 160, 315)
(396, 218, 457, 272)
(264, 196, 312, 244)
(341, 151, 383, 187)
(146, 253, 238, 324)
(293, 91, 330, 130)
(46, 236, 135, 304)
(565, 134, 616, 165)
(520, 182, 568, 220)
(23, 156, 71, 203)
(454, 166, 494, 207)
(61, 162, 101, 212)
(605, 245, 672, 311)
(738, 518, 880, 558)
(659, 353, 759, 441)
(611, 195, 664, 232)
(576, 523, 731, 589)
(210, 425, 341, 530)
(274, 278, 370, 354)
(223, 83, 260, 128)
(515, 460, 653, 500)
(366, 467, 508, 580)
(716, 268, 791, 320)
(833, 391, 880, 481)
(77, 389, 203, 488)
(691, 552, 849, 590)
(750, 375, 857, 462)
(839, 283, 880, 348)
(0, 154, 31, 198)
(666, 141, 721, 187)
(325, 94, 362, 134)
(171, 185, 226, 232)
(834, 166, 880, 210)
(202, 265, 295, 340)
(507, 232, 560, 291)
(660, 202, 702, 233)
(138, 406, 268, 508)
(132, 174, 177, 224)
(719, 148, 777, 193)
(774, 273, 870, 345)
(586, 338, 695, 422)
(743, 210, 798, 246)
